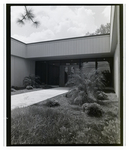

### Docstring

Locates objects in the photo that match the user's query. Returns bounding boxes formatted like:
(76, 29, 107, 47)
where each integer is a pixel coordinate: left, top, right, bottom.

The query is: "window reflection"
(97, 61, 110, 72)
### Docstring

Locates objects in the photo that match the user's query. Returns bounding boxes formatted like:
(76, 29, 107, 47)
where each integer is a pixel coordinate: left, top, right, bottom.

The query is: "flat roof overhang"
(11, 34, 110, 59)
(27, 52, 113, 61)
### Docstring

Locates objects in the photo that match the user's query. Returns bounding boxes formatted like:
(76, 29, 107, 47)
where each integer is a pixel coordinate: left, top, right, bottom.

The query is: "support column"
(79, 59, 82, 69)
(95, 59, 98, 70)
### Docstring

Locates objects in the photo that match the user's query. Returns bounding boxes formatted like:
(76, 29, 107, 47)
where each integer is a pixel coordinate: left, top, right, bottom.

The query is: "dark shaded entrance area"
(35, 61, 59, 85)
(48, 63, 59, 85)
(35, 57, 113, 87)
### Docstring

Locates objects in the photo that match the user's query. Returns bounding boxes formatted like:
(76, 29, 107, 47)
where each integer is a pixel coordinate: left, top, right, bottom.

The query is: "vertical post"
(95, 59, 98, 70)
(79, 59, 82, 69)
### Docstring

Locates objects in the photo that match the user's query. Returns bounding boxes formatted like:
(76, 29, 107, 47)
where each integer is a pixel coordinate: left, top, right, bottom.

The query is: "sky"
(11, 5, 111, 43)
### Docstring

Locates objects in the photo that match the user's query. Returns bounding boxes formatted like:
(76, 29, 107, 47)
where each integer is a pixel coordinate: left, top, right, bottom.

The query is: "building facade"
(11, 5, 122, 100)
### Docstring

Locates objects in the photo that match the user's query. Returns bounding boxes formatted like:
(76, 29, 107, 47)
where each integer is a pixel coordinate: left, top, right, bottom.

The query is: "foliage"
(101, 119, 120, 144)
(66, 88, 87, 105)
(73, 95, 83, 105)
(73, 119, 120, 144)
(102, 70, 112, 87)
(82, 103, 103, 117)
(66, 63, 106, 105)
(95, 23, 110, 34)
(86, 23, 110, 35)
(41, 84, 53, 89)
(26, 85, 33, 90)
(11, 107, 81, 145)
(17, 6, 40, 27)
(23, 74, 41, 87)
(11, 93, 120, 145)
(11, 88, 17, 92)
(96, 91, 109, 100)
(45, 100, 60, 107)
(11, 86, 25, 90)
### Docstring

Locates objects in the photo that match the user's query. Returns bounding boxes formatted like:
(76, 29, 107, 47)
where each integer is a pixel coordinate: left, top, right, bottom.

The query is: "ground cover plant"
(11, 93, 120, 145)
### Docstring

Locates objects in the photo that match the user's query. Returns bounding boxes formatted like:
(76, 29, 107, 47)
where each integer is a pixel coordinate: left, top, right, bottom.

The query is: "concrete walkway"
(11, 87, 69, 110)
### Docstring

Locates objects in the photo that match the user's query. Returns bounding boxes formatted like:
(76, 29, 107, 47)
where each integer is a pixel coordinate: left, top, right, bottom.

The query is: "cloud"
(13, 29, 55, 43)
(11, 6, 102, 43)
(102, 6, 111, 22)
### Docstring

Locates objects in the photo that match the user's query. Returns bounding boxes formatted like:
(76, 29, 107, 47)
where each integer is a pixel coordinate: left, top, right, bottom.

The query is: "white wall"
(114, 43, 120, 99)
(113, 6, 120, 100)
(11, 38, 27, 58)
(11, 55, 35, 87)
(26, 35, 110, 58)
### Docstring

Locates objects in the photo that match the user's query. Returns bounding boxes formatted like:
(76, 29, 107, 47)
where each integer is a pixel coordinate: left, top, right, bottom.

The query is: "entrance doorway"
(35, 58, 113, 87)
(48, 63, 59, 85)
(35, 61, 59, 86)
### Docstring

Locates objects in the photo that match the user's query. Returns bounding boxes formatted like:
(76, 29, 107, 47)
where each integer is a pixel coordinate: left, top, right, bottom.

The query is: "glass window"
(82, 62, 95, 73)
(97, 61, 110, 72)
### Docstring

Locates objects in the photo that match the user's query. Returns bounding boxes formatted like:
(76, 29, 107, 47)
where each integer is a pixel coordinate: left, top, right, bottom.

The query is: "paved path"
(11, 87, 69, 110)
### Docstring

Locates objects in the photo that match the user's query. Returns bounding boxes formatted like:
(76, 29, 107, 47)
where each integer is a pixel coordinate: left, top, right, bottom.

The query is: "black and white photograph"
(6, 4, 123, 146)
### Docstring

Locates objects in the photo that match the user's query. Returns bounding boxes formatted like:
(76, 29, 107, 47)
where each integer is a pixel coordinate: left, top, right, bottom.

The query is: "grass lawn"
(11, 93, 120, 145)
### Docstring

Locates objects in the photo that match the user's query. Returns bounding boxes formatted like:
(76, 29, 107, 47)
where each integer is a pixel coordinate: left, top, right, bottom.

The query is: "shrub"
(67, 88, 80, 104)
(23, 74, 41, 87)
(26, 85, 33, 90)
(67, 90, 96, 106)
(82, 103, 103, 117)
(73, 95, 83, 105)
(41, 84, 53, 89)
(11, 88, 16, 92)
(65, 63, 106, 105)
(65, 91, 72, 98)
(45, 100, 60, 107)
(102, 70, 112, 87)
(78, 91, 89, 104)
(82, 103, 89, 112)
(65, 89, 77, 98)
(11, 86, 25, 90)
(96, 91, 109, 100)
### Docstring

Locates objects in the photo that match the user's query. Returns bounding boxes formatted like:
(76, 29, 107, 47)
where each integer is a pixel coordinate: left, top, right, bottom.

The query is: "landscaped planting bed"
(11, 92, 120, 145)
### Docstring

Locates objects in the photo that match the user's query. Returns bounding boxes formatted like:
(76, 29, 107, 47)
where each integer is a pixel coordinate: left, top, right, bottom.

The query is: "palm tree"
(17, 6, 40, 27)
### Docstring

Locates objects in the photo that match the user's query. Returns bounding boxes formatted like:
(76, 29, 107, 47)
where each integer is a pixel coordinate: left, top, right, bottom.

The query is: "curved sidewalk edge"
(11, 87, 69, 110)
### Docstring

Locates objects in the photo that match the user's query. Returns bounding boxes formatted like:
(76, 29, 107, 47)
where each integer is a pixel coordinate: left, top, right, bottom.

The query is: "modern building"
(11, 5, 122, 101)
